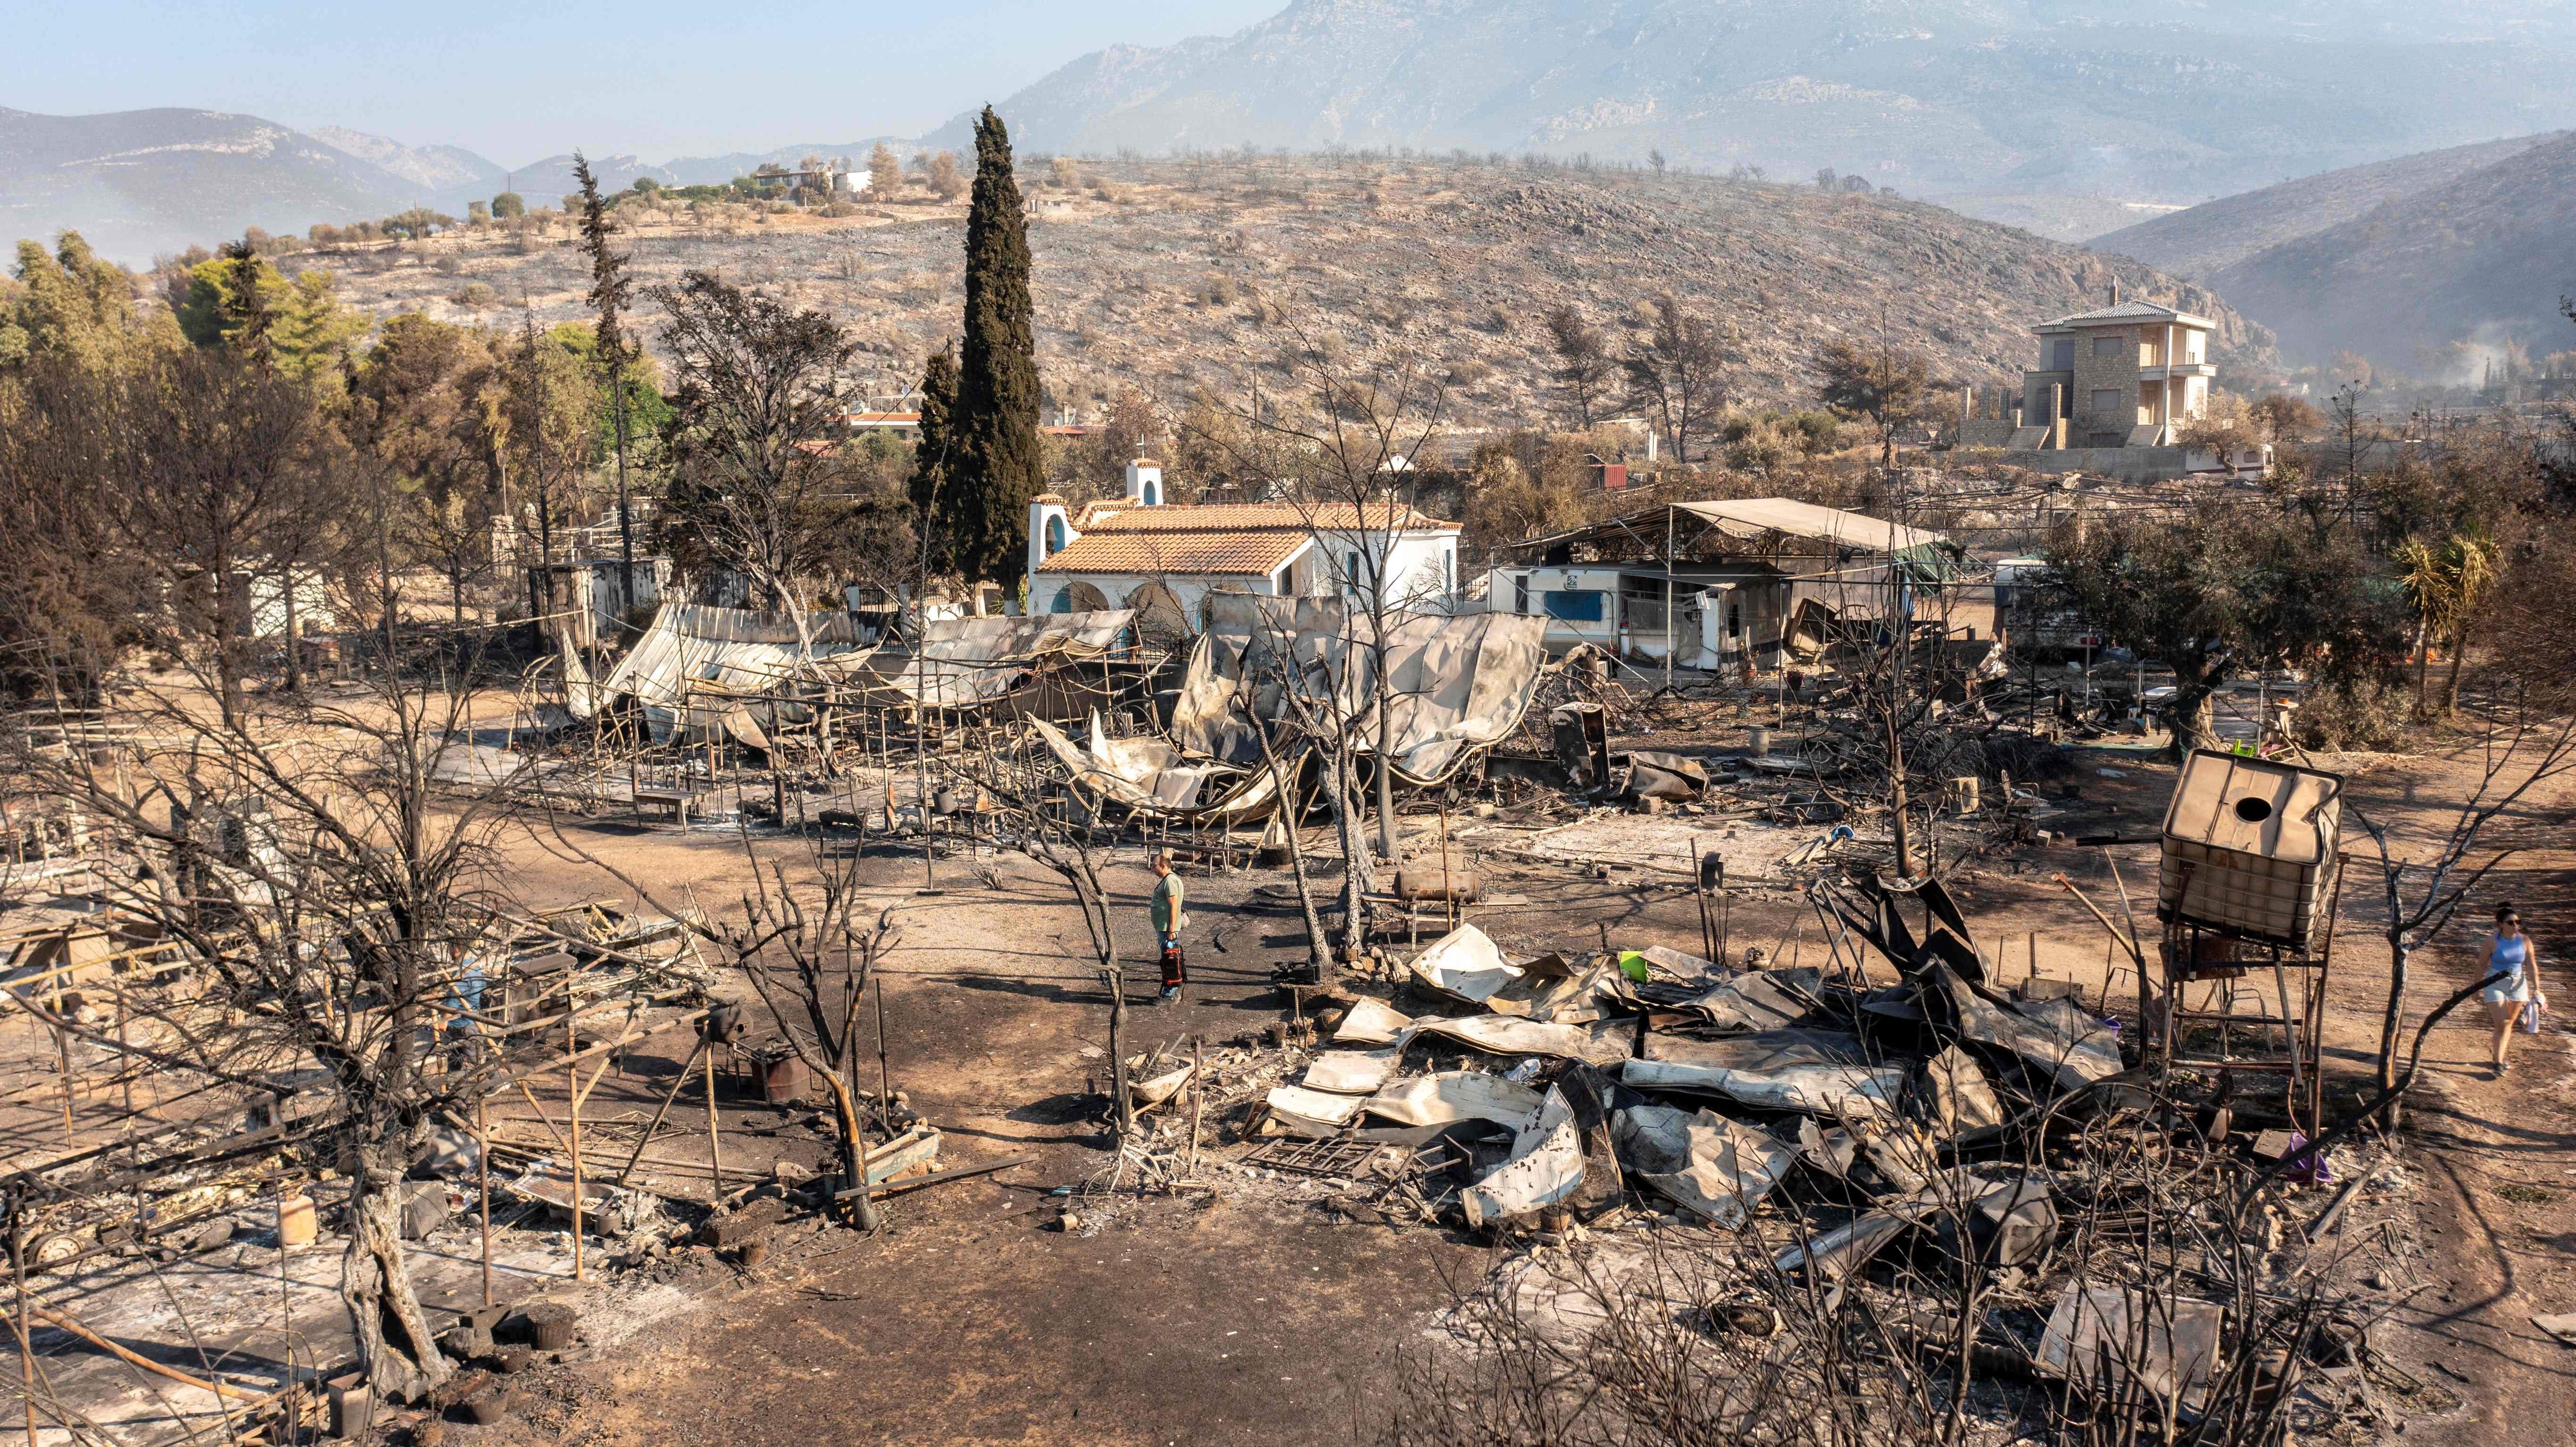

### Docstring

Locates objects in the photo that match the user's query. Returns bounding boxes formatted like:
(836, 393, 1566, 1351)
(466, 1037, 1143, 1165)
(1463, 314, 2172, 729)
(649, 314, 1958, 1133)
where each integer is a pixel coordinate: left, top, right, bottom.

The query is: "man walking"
(1148, 853, 1187, 1003)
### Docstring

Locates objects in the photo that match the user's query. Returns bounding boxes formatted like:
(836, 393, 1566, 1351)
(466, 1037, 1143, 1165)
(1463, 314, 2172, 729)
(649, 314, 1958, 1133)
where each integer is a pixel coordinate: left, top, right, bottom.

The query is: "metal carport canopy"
(1497, 498, 1948, 558)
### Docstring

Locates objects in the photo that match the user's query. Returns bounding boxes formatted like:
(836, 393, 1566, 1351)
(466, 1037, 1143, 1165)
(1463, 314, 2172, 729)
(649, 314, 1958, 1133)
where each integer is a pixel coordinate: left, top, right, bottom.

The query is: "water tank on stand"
(2158, 750, 2343, 950)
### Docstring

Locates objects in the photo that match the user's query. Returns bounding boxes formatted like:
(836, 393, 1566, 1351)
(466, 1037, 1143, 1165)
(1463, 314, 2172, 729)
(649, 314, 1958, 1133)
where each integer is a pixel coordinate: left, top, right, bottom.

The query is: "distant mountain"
(1933, 192, 2188, 246)
(2089, 134, 2560, 278)
(2206, 132, 2576, 370)
(308, 126, 505, 198)
(496, 153, 682, 210)
(925, 0, 2576, 204)
(0, 106, 416, 263)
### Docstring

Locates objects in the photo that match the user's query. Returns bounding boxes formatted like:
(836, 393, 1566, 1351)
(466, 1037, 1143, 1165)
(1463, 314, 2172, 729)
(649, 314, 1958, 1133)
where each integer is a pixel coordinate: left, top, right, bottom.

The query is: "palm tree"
(2396, 531, 2500, 719)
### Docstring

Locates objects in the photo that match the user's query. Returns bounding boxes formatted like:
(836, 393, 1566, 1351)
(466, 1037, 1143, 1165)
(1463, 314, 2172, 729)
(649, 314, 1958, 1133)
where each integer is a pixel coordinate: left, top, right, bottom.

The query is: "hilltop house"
(2007, 285, 2217, 450)
(1026, 460, 1461, 627)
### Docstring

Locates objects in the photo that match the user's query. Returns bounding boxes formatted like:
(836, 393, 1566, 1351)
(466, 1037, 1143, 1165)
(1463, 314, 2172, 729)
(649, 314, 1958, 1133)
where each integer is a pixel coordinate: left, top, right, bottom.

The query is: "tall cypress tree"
(572, 151, 640, 611)
(908, 345, 958, 575)
(949, 107, 1041, 588)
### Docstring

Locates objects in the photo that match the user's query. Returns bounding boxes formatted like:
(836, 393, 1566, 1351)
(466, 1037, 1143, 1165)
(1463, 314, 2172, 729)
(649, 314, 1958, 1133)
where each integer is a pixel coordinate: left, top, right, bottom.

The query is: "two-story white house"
(1026, 460, 1462, 629)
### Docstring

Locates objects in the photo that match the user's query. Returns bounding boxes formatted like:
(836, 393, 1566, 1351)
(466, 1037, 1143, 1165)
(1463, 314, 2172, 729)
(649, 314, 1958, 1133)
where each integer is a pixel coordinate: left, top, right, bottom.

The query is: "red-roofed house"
(1026, 461, 1461, 621)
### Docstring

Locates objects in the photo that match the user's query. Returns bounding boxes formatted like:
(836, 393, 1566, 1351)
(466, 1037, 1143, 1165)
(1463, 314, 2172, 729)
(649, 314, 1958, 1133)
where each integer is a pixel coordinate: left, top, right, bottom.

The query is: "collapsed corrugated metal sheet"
(1172, 598, 1550, 786)
(823, 610, 1136, 709)
(1025, 712, 1287, 821)
(601, 604, 877, 742)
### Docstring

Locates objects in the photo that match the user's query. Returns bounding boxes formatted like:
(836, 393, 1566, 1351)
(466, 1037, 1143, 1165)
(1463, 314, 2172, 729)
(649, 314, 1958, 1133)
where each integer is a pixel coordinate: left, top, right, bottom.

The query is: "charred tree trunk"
(2411, 617, 2431, 720)
(1321, 749, 1368, 961)
(281, 573, 303, 693)
(2166, 657, 2224, 758)
(343, 1146, 451, 1403)
(1105, 968, 1134, 1135)
(1254, 723, 1332, 978)
(211, 569, 248, 719)
(2378, 936, 2410, 1128)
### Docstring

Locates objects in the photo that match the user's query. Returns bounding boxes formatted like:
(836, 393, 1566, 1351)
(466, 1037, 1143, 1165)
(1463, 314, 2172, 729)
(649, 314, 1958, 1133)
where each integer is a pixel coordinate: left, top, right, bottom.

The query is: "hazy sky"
(7, 0, 1283, 164)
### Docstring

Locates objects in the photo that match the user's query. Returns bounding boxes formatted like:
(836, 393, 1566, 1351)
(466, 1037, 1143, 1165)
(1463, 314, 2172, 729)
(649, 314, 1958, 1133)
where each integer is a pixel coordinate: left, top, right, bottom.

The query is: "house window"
(1543, 590, 1605, 623)
(2093, 336, 2124, 359)
(2089, 389, 2122, 416)
(1141, 478, 1158, 505)
(2050, 340, 2074, 370)
(1442, 549, 1453, 594)
(1513, 576, 1529, 614)
(1727, 603, 1741, 638)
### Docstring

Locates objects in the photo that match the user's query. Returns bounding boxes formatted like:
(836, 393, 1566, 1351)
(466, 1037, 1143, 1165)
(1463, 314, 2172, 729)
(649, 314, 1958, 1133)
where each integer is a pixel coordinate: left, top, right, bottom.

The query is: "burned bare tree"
(5, 655, 527, 1402)
(1014, 813, 1139, 1135)
(1542, 304, 1611, 430)
(1623, 295, 1726, 464)
(682, 832, 904, 1217)
(653, 270, 860, 652)
(2352, 694, 2576, 1124)
(1204, 308, 1458, 863)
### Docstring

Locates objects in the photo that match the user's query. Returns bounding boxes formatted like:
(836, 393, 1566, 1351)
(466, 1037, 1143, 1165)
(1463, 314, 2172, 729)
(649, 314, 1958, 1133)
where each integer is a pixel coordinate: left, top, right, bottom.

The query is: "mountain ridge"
(920, 0, 2576, 204)
(2204, 131, 2576, 371)
(2087, 133, 2562, 279)
(0, 106, 419, 263)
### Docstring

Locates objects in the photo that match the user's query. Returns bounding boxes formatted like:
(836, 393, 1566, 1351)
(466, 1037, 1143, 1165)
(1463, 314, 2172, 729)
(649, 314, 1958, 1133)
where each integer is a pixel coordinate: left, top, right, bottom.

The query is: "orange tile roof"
(1039, 529, 1308, 576)
(1035, 501, 1455, 577)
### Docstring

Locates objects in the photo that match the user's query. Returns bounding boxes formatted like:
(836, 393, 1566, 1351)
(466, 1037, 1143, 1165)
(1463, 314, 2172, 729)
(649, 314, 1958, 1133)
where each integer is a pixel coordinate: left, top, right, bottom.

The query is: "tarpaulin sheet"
(1171, 599, 1548, 786)
(824, 609, 1135, 709)
(602, 604, 876, 743)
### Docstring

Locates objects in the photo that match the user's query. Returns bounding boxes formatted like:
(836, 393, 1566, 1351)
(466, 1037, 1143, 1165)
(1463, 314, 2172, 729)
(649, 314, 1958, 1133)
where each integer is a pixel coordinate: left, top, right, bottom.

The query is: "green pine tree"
(948, 107, 1042, 587)
(909, 345, 959, 574)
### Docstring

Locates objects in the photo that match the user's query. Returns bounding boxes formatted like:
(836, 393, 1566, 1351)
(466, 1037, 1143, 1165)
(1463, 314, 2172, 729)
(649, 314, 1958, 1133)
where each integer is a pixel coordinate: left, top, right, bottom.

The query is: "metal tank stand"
(2151, 854, 2349, 1136)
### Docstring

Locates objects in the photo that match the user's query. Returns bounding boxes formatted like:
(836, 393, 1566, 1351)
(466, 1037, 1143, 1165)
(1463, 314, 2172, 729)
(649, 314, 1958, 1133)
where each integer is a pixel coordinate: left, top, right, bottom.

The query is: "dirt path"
(2342, 738, 2576, 1447)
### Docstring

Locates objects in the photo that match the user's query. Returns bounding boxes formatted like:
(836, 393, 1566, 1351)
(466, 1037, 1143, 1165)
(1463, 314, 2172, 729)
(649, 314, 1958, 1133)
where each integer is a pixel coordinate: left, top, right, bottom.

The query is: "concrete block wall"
(1991, 445, 2195, 482)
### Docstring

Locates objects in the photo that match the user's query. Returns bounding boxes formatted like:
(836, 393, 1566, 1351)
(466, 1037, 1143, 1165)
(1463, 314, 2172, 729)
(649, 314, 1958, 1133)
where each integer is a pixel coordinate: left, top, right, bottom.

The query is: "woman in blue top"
(2480, 903, 2542, 1076)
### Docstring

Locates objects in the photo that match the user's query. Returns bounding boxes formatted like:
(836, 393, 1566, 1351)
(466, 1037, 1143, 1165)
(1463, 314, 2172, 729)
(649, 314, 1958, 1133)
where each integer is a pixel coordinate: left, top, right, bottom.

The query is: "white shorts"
(2482, 978, 2531, 1007)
